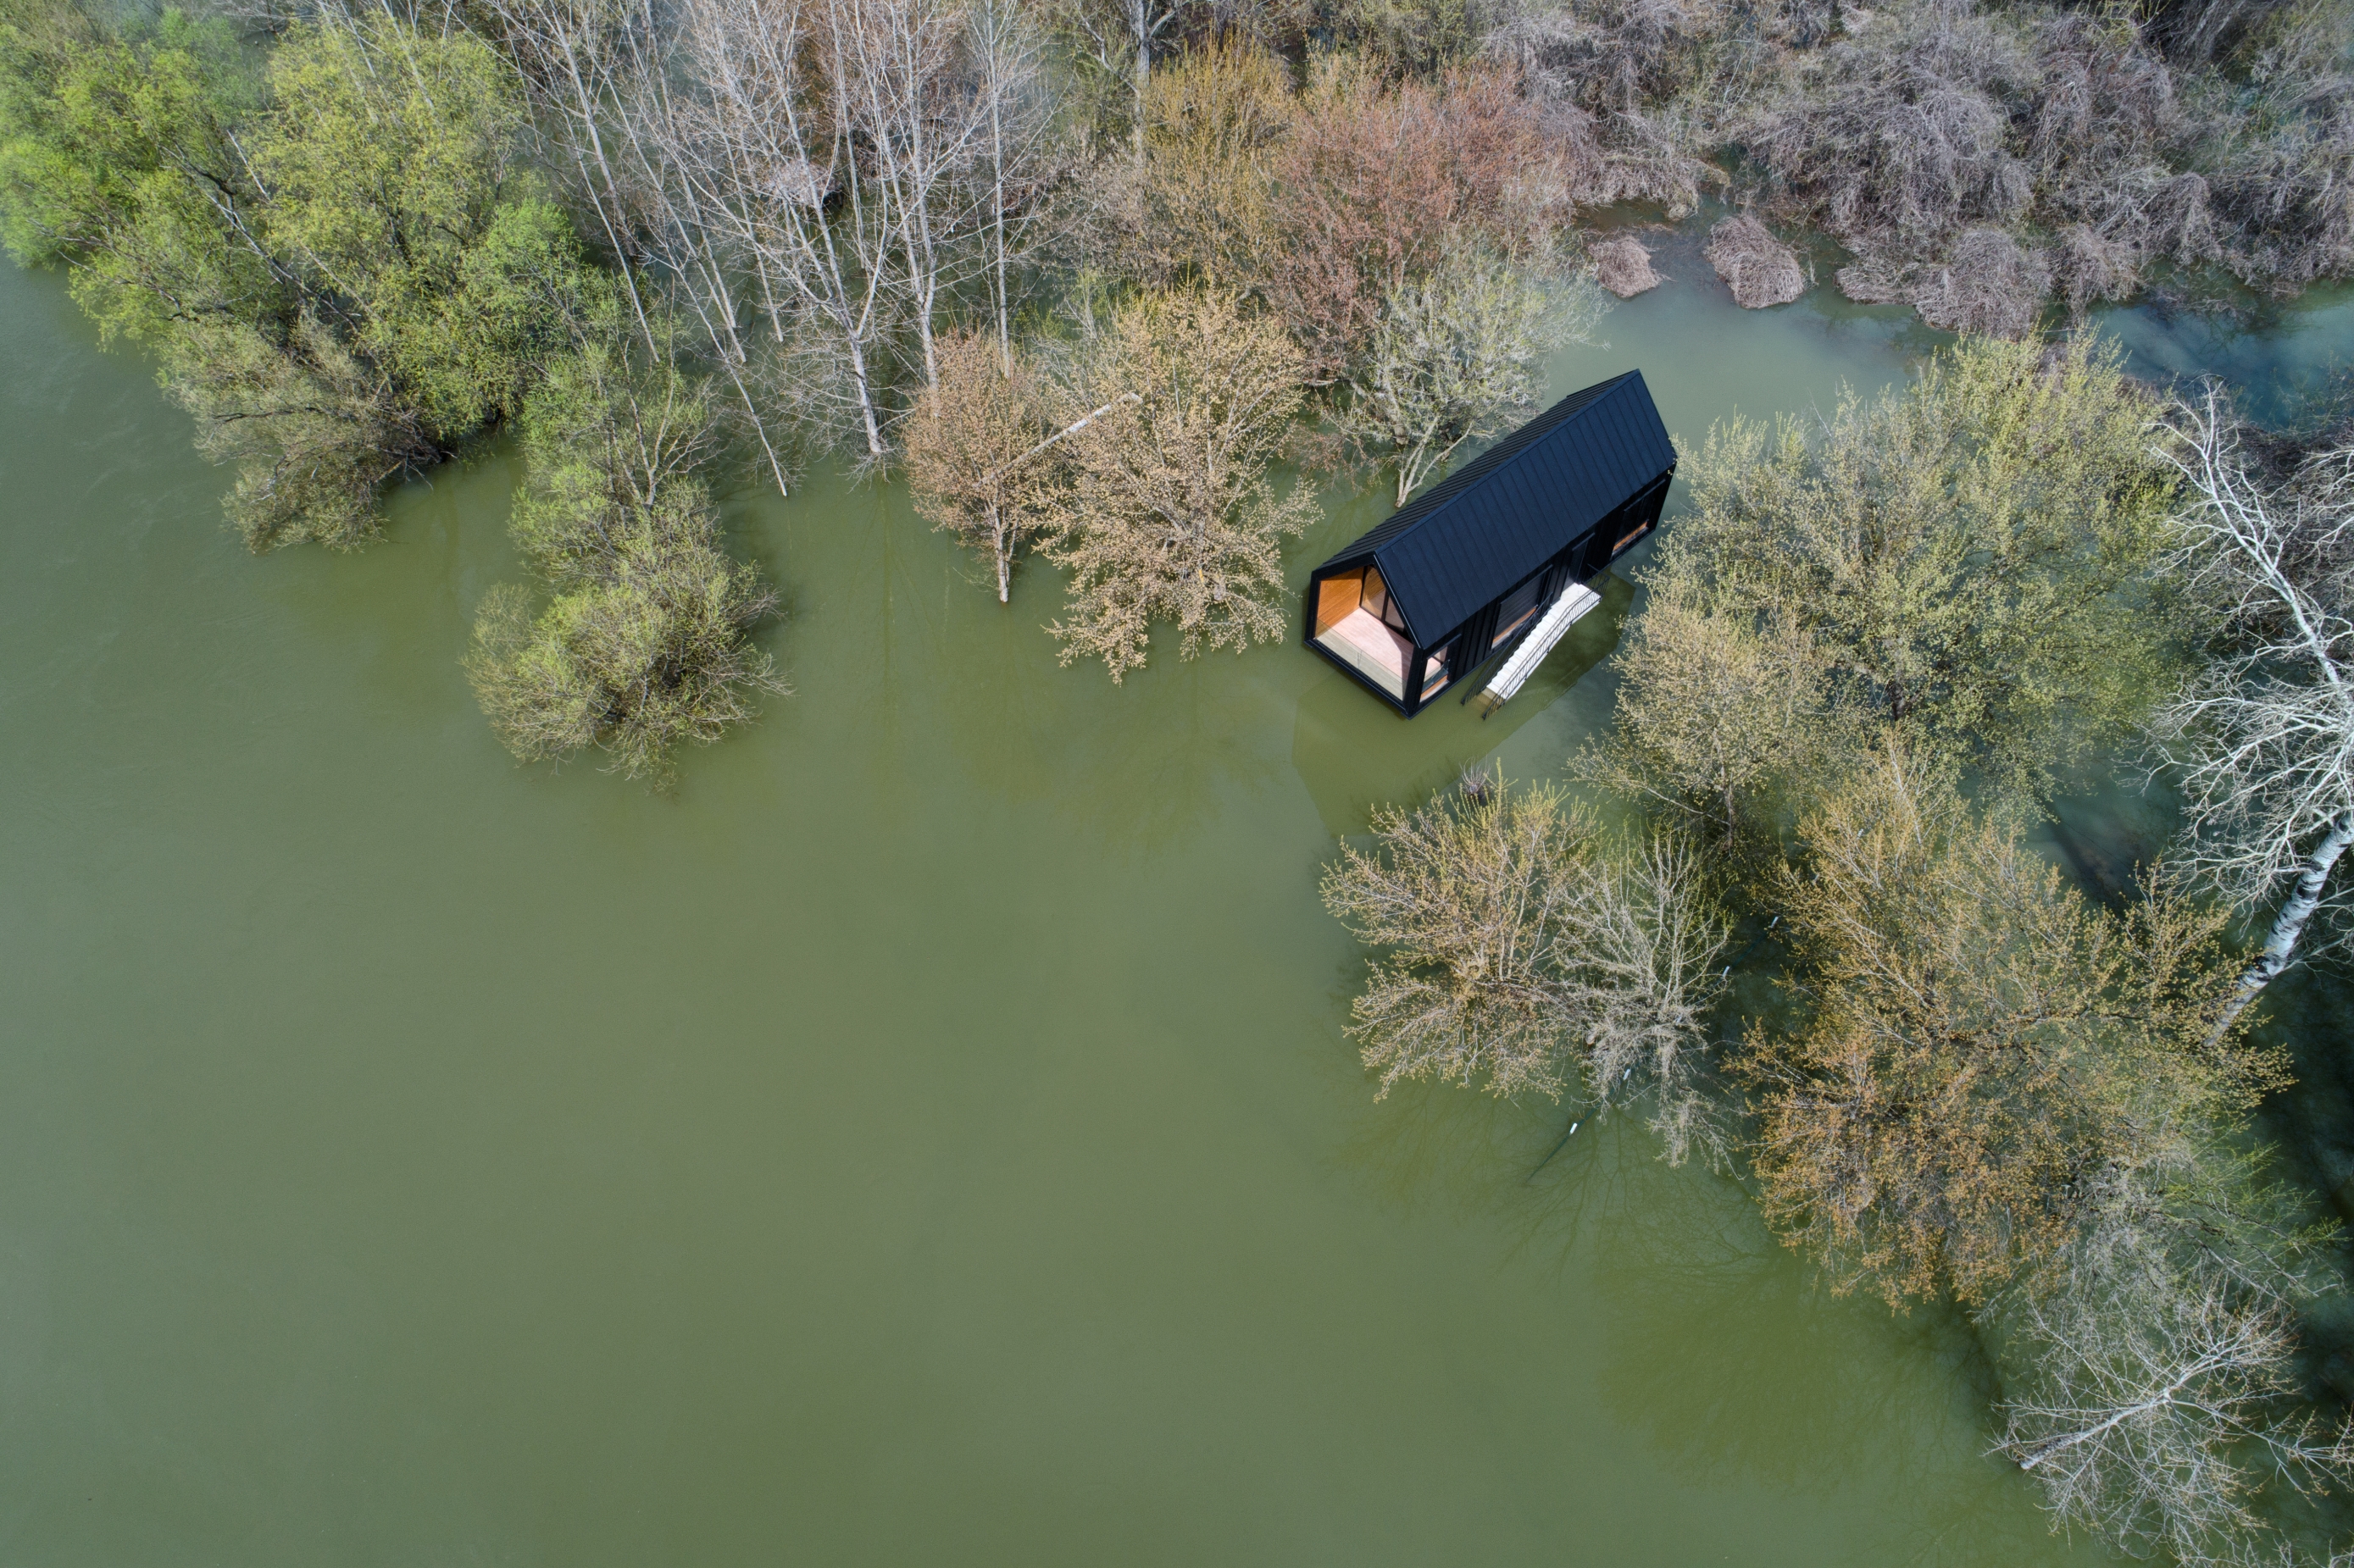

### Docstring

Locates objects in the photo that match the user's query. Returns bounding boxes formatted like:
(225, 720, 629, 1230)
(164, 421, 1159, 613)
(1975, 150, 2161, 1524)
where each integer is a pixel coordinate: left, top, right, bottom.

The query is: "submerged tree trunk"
(2209, 806, 2354, 1044)
(990, 492, 1011, 602)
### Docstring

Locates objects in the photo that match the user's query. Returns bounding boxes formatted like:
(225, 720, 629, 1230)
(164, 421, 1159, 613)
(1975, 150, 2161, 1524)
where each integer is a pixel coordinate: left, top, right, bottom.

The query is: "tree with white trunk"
(1993, 1267, 2353, 1566)
(2150, 386, 2354, 1042)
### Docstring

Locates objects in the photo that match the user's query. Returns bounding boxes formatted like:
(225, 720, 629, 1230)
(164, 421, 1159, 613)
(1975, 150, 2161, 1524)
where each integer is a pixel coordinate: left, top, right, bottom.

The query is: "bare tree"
(835, 0, 986, 394)
(967, 0, 1059, 373)
(483, 0, 798, 494)
(2150, 386, 2354, 1040)
(1994, 1270, 2353, 1566)
(1319, 778, 1731, 1161)
(1336, 246, 1605, 506)
(669, 0, 900, 456)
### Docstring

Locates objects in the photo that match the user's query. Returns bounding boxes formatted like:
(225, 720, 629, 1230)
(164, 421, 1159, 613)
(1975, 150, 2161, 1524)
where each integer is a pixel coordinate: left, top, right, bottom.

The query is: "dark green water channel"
(5, 231, 2350, 1565)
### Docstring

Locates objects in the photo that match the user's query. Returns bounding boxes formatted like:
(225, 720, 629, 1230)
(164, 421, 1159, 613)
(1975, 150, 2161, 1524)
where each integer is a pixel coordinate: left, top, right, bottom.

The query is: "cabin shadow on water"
(1303, 371, 1676, 718)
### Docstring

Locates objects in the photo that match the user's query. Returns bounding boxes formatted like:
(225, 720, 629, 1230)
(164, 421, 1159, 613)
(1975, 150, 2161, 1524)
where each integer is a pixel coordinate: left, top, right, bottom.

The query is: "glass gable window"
(1312, 567, 1412, 700)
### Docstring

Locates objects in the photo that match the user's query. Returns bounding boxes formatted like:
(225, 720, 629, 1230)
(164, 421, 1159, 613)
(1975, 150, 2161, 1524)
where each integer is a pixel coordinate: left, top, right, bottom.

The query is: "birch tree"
(1043, 0, 1189, 160)
(671, 0, 896, 456)
(2151, 386, 2354, 1041)
(968, 0, 1056, 372)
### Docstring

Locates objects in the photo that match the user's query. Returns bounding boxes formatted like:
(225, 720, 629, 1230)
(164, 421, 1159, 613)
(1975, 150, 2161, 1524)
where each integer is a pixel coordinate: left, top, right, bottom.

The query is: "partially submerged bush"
(1046, 285, 1316, 679)
(903, 330, 1060, 602)
(1838, 226, 2052, 336)
(1336, 245, 1605, 504)
(469, 335, 783, 784)
(1646, 332, 2183, 806)
(1321, 778, 1732, 1162)
(469, 540, 782, 784)
(1591, 232, 1664, 295)
(1703, 213, 1806, 306)
(1740, 748, 2280, 1307)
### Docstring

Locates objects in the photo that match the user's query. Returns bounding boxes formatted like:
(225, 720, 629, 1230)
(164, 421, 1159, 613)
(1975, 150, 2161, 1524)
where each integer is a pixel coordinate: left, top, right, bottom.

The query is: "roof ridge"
(1375, 370, 1640, 541)
(1307, 368, 1675, 646)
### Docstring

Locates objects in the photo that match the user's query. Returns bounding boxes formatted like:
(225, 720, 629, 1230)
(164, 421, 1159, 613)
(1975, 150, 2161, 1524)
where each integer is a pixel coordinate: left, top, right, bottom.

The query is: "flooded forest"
(6, 0, 2354, 1561)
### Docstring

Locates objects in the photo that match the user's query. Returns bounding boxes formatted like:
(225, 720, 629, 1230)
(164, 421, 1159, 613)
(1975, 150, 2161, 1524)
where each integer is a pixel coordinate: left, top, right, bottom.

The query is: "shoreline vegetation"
(12, 0, 2341, 777)
(1324, 334, 2354, 1566)
(8, 0, 2354, 1560)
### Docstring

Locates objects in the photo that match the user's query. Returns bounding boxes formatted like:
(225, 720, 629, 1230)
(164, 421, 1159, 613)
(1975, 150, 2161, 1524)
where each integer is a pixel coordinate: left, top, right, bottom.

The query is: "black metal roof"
(1317, 371, 1676, 645)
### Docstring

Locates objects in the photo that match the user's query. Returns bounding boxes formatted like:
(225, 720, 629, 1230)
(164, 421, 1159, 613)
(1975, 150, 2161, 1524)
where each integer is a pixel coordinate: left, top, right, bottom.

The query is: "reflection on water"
(2096, 285, 2354, 429)
(1290, 573, 1639, 835)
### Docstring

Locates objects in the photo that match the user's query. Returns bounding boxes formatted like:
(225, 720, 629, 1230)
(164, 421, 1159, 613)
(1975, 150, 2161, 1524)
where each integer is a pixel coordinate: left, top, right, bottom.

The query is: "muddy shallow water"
(4, 241, 2351, 1565)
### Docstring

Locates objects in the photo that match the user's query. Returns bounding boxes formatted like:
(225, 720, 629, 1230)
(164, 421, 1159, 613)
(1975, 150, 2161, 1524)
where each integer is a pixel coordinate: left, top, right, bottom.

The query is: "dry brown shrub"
(1591, 232, 1663, 295)
(1747, 3, 2032, 251)
(1130, 48, 1574, 380)
(1704, 213, 1806, 306)
(2198, 66, 2354, 292)
(1483, 0, 1735, 216)
(1909, 227, 2050, 335)
(1263, 58, 1571, 379)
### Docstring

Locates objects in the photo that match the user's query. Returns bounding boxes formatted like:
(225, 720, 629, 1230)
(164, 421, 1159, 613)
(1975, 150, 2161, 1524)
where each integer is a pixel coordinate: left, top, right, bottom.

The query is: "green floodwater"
(4, 224, 2351, 1567)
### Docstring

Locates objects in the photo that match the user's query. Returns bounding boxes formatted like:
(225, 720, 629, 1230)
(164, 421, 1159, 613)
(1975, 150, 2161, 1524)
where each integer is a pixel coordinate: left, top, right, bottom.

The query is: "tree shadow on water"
(1335, 1074, 2085, 1565)
(1547, 1135, 2090, 1565)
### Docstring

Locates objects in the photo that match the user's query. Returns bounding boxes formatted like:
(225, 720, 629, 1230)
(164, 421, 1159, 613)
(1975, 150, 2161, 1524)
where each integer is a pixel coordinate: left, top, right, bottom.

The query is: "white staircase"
(1472, 583, 1602, 716)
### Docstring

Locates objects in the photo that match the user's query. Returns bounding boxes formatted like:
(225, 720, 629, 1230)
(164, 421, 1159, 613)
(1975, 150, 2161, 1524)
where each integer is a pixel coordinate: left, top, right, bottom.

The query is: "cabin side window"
(1310, 566, 1412, 700)
(1420, 638, 1456, 701)
(1490, 570, 1549, 651)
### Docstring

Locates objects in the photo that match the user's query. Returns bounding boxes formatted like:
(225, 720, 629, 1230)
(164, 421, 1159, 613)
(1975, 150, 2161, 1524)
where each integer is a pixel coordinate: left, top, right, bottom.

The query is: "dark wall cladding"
(1313, 371, 1676, 645)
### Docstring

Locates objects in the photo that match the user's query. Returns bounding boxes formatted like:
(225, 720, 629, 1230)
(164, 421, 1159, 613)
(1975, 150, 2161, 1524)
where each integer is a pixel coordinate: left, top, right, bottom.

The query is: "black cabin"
(1303, 370, 1676, 716)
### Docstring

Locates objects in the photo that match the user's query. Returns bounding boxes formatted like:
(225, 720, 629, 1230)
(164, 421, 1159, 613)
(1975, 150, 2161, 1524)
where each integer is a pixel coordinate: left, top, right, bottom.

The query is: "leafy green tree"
(0, 4, 597, 548)
(1615, 333, 2185, 813)
(1574, 569, 1848, 857)
(1738, 745, 2283, 1310)
(0, 1, 279, 341)
(469, 332, 784, 784)
(251, 18, 593, 437)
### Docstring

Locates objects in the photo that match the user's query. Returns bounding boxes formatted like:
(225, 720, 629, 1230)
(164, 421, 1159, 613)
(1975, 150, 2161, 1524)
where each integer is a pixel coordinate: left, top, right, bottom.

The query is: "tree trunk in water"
(2209, 806, 2354, 1044)
(991, 495, 1010, 603)
(847, 331, 886, 457)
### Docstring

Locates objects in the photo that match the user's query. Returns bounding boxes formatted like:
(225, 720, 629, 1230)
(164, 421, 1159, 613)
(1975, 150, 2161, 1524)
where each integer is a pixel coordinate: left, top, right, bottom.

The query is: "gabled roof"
(1319, 371, 1676, 645)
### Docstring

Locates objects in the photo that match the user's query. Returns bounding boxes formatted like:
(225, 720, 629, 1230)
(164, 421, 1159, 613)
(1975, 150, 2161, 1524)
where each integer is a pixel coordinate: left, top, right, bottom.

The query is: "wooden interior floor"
(1315, 608, 1412, 692)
